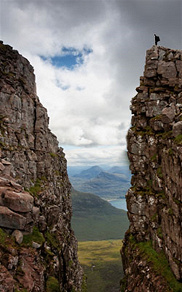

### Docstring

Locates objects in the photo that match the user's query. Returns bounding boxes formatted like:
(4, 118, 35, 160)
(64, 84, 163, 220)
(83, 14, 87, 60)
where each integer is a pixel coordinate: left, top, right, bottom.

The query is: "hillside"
(71, 189, 129, 241)
(70, 165, 131, 199)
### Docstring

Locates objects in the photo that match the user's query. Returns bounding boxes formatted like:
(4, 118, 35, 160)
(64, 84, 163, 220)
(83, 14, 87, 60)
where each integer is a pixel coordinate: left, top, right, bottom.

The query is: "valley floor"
(78, 239, 123, 292)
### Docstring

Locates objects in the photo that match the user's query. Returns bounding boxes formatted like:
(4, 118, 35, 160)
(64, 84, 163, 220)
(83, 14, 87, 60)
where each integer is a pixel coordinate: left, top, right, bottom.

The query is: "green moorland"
(78, 240, 123, 292)
(71, 188, 129, 241)
(71, 189, 128, 291)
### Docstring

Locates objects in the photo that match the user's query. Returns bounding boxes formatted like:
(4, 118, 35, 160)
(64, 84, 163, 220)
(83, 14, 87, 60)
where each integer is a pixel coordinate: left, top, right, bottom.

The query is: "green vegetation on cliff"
(127, 235, 182, 292)
(46, 276, 60, 292)
(22, 226, 45, 246)
(137, 241, 182, 292)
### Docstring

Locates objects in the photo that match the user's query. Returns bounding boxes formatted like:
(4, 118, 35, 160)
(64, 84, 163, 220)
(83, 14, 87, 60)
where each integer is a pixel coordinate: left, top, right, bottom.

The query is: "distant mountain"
(67, 166, 90, 177)
(108, 166, 125, 174)
(96, 171, 128, 182)
(69, 166, 131, 200)
(108, 166, 131, 179)
(73, 165, 103, 179)
(71, 188, 129, 241)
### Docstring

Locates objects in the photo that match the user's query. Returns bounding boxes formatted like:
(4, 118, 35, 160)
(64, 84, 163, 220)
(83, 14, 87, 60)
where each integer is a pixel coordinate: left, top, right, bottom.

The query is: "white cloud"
(1, 0, 181, 165)
(64, 145, 128, 167)
(27, 37, 131, 147)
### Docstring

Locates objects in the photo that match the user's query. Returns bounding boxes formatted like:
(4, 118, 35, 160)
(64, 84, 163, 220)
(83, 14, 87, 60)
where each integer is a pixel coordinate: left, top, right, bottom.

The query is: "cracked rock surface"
(121, 46, 182, 292)
(0, 41, 83, 292)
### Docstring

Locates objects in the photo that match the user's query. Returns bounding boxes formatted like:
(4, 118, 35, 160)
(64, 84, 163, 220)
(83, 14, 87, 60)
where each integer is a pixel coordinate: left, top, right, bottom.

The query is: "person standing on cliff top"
(154, 34, 160, 45)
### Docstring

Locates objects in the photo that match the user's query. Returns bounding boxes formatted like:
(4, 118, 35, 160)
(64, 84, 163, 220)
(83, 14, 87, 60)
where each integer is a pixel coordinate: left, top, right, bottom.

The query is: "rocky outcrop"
(0, 41, 83, 291)
(121, 46, 182, 291)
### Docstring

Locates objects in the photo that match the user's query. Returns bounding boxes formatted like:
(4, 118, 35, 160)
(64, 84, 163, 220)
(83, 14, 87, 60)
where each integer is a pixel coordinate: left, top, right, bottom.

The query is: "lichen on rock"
(121, 46, 182, 291)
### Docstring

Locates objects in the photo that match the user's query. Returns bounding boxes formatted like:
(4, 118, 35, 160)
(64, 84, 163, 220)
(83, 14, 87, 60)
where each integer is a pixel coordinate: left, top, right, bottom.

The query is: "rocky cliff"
(0, 41, 84, 291)
(121, 46, 182, 291)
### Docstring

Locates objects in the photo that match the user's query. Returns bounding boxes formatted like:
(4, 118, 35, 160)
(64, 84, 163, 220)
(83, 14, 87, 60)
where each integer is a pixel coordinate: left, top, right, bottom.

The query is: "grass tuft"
(46, 276, 60, 292)
(22, 226, 45, 246)
(0, 228, 8, 245)
(29, 179, 42, 197)
(174, 134, 182, 144)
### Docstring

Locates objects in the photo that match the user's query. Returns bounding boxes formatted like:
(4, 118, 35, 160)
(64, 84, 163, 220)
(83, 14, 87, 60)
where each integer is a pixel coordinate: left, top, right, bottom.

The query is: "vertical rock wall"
(0, 41, 83, 291)
(122, 46, 182, 291)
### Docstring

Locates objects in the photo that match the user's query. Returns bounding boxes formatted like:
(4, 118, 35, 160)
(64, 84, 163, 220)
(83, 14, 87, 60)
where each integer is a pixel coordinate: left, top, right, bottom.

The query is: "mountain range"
(69, 165, 131, 200)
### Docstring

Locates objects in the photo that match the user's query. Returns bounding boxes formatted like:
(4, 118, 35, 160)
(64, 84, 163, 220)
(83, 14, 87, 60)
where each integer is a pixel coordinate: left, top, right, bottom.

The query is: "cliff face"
(0, 41, 83, 291)
(122, 46, 182, 291)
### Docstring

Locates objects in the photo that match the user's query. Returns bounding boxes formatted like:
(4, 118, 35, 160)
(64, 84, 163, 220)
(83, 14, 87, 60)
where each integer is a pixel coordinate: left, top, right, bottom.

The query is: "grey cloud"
(2, 0, 107, 36)
(104, 0, 182, 90)
(1, 0, 107, 55)
(117, 123, 126, 131)
(1, 0, 182, 166)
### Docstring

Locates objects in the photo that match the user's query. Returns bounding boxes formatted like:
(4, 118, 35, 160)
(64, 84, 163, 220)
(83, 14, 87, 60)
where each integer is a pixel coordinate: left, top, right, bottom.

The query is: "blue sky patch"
(40, 47, 92, 70)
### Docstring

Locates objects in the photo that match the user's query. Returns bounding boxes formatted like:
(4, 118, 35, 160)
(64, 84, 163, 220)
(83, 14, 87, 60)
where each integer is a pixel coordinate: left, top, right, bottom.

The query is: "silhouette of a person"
(154, 34, 160, 46)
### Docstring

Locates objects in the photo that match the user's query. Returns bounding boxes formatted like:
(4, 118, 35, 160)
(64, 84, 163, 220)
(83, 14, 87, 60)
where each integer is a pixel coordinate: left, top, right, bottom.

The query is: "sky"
(0, 0, 182, 167)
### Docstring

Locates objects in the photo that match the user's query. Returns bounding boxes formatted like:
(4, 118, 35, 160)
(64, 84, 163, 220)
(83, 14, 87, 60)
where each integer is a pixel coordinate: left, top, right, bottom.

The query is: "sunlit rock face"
(121, 46, 182, 292)
(0, 41, 83, 291)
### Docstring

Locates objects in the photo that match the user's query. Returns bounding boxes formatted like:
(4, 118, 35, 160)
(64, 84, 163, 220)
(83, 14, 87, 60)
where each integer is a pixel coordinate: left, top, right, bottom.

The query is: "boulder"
(162, 106, 176, 123)
(173, 121, 182, 137)
(157, 61, 177, 79)
(0, 177, 22, 191)
(12, 229, 23, 244)
(3, 190, 33, 213)
(0, 206, 26, 230)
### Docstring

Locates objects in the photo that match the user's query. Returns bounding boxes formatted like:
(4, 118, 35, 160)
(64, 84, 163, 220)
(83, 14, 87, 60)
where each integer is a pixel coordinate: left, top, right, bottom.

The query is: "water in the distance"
(109, 198, 127, 211)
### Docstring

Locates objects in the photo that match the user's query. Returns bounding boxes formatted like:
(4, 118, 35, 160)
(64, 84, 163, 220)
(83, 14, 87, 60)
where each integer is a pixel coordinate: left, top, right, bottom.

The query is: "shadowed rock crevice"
(121, 46, 182, 292)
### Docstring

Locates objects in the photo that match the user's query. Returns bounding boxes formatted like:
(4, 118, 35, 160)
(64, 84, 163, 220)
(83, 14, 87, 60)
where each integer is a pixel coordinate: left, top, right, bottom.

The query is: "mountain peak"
(74, 165, 103, 179)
